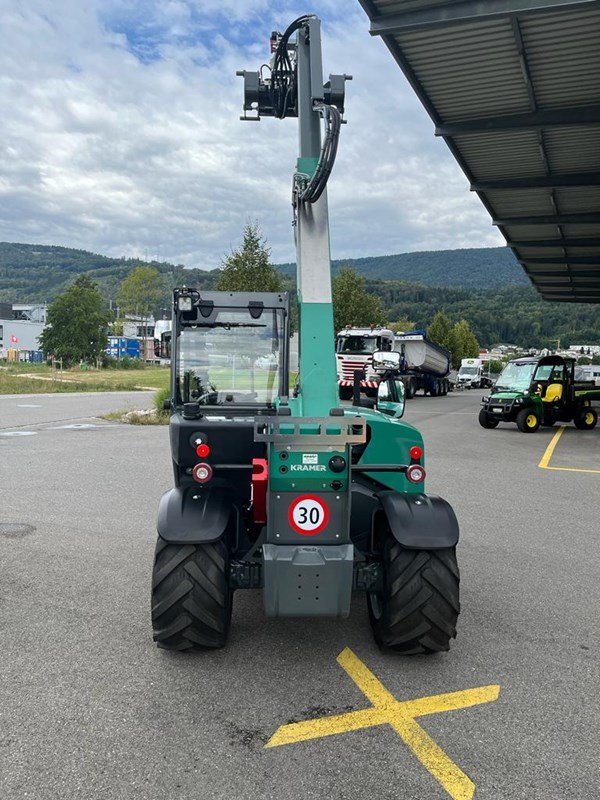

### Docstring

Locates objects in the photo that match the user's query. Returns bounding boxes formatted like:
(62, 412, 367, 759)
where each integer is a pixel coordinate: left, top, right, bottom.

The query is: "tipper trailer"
(394, 330, 451, 398)
(151, 15, 461, 654)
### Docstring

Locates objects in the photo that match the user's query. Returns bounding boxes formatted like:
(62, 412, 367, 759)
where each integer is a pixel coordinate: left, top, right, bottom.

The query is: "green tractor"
(479, 355, 599, 433)
(151, 15, 460, 654)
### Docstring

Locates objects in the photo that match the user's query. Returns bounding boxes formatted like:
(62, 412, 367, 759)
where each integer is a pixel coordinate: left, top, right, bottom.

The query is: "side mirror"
(376, 377, 405, 418)
(372, 350, 401, 372)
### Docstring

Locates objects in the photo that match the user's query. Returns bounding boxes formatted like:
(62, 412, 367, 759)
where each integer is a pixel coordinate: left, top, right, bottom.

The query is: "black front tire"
(516, 408, 540, 432)
(478, 408, 499, 428)
(574, 407, 598, 430)
(405, 379, 415, 400)
(368, 538, 460, 654)
(339, 386, 353, 401)
(152, 537, 232, 650)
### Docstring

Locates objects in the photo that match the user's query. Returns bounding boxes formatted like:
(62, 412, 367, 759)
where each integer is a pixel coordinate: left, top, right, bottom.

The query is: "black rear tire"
(151, 537, 232, 650)
(516, 408, 540, 432)
(405, 379, 415, 400)
(574, 407, 597, 430)
(368, 538, 460, 654)
(478, 408, 499, 428)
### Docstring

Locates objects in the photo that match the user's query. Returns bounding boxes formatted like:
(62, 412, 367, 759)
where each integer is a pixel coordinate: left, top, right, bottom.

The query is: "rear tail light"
(406, 464, 426, 484)
(193, 463, 213, 484)
(409, 445, 423, 461)
(196, 443, 211, 458)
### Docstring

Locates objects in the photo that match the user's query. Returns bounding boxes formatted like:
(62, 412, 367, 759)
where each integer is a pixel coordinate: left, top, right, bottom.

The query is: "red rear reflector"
(192, 463, 213, 484)
(409, 445, 423, 461)
(196, 443, 211, 458)
(406, 464, 426, 484)
(251, 458, 268, 524)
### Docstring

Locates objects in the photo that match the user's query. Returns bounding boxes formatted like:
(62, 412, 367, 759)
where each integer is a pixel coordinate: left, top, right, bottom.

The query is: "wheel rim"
(585, 411, 594, 425)
(526, 414, 537, 428)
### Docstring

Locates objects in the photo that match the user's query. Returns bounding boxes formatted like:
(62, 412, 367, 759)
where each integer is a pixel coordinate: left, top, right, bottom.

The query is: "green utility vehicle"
(151, 15, 460, 654)
(479, 355, 599, 432)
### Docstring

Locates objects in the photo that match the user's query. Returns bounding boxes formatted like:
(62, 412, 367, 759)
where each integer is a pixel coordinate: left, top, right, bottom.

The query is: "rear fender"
(157, 486, 237, 544)
(378, 491, 459, 550)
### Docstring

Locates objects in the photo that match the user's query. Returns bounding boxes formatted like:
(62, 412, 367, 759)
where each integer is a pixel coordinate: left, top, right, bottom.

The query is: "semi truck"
(336, 327, 395, 399)
(394, 330, 452, 398)
(336, 327, 451, 400)
(456, 357, 491, 389)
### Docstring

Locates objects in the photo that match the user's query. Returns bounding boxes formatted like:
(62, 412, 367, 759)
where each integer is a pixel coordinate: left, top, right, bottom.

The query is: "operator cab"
(530, 355, 574, 403)
(173, 290, 289, 414)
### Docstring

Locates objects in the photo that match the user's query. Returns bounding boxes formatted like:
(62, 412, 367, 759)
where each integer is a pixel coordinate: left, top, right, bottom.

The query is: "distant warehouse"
(0, 303, 46, 361)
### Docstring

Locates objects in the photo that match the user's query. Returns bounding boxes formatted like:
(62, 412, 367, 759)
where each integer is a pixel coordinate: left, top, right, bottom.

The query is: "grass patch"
(100, 408, 169, 425)
(0, 364, 170, 394)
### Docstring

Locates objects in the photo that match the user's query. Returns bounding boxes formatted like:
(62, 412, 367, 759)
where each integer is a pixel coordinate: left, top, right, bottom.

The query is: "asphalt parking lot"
(1, 390, 598, 800)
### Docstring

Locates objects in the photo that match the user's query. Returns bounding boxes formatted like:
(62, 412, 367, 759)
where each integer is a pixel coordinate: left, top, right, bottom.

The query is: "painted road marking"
(539, 426, 600, 474)
(266, 648, 500, 800)
(0, 431, 37, 437)
(17, 404, 42, 408)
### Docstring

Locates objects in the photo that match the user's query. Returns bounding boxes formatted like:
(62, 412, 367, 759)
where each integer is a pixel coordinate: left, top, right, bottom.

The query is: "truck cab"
(457, 358, 486, 389)
(335, 327, 395, 399)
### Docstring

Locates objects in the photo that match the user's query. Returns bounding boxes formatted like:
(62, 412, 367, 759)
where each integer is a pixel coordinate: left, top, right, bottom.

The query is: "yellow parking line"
(266, 648, 500, 800)
(539, 425, 600, 474)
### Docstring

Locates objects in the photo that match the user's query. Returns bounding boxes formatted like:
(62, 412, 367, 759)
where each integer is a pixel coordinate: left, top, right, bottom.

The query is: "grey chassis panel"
(378, 491, 459, 549)
(157, 486, 234, 543)
(262, 544, 354, 617)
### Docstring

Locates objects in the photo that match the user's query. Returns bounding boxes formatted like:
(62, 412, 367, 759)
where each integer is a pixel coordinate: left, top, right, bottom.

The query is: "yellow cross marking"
(266, 648, 500, 800)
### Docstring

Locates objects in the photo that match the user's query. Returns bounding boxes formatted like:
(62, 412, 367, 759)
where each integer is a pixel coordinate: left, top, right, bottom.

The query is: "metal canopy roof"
(358, 0, 600, 302)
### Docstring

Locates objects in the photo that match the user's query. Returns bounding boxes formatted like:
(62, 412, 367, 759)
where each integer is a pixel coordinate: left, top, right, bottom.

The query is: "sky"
(0, 0, 503, 269)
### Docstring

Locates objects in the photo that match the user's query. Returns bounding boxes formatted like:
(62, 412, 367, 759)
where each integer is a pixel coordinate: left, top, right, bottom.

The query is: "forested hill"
(1, 241, 597, 348)
(0, 242, 525, 303)
(0, 242, 218, 304)
(277, 246, 526, 288)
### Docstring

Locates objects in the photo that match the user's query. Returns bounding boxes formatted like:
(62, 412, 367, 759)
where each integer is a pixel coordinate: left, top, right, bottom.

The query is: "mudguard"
(157, 486, 236, 543)
(378, 491, 459, 550)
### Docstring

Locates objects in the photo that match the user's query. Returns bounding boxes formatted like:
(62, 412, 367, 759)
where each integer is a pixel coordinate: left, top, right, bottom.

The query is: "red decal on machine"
(288, 494, 330, 536)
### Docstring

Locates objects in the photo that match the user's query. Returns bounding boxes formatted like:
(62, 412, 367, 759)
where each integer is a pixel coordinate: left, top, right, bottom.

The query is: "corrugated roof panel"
(484, 189, 555, 216)
(395, 20, 531, 120)
(453, 130, 545, 179)
(544, 127, 600, 173)
(520, 7, 600, 108)
(504, 224, 562, 240)
(554, 186, 600, 212)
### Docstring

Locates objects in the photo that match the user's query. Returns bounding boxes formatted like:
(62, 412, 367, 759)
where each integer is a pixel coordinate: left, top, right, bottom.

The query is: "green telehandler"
(151, 15, 460, 654)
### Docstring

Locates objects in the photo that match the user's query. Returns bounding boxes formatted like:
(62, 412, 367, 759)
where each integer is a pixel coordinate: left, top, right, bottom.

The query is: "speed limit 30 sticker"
(288, 494, 330, 536)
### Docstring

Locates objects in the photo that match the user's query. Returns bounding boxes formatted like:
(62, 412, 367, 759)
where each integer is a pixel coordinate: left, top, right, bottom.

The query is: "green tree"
(39, 275, 109, 365)
(451, 319, 480, 368)
(216, 223, 282, 292)
(427, 311, 453, 349)
(117, 266, 164, 321)
(332, 266, 384, 334)
(388, 318, 415, 333)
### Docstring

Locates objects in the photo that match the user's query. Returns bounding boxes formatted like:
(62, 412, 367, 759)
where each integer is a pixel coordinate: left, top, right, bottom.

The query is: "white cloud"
(0, 0, 503, 269)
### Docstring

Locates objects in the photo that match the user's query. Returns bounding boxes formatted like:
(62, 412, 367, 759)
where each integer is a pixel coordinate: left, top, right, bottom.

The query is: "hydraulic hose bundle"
(271, 15, 341, 204)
